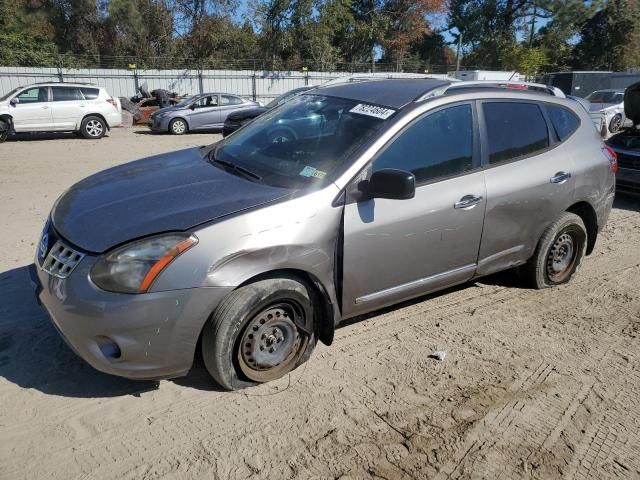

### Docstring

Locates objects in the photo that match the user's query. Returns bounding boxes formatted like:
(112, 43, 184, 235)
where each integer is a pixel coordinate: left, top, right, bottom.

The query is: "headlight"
(90, 233, 197, 293)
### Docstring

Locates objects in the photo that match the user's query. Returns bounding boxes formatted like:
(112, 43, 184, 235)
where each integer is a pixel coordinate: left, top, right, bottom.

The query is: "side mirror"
(10, 98, 18, 106)
(365, 169, 415, 200)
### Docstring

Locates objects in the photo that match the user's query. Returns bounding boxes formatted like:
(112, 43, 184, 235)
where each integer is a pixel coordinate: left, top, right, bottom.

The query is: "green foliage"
(0, 0, 638, 72)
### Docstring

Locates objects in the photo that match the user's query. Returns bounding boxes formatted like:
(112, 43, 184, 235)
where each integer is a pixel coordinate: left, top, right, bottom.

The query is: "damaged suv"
(607, 82, 640, 195)
(31, 80, 616, 390)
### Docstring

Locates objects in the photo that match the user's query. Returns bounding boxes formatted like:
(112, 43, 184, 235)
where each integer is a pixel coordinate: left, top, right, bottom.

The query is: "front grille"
(618, 152, 640, 170)
(41, 240, 84, 278)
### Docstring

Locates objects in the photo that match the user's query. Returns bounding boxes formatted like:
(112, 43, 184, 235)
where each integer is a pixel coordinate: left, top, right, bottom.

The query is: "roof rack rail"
(416, 80, 566, 101)
(320, 72, 449, 88)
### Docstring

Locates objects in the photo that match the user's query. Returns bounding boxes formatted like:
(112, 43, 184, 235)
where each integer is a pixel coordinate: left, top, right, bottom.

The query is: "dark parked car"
(222, 86, 313, 137)
(607, 82, 640, 194)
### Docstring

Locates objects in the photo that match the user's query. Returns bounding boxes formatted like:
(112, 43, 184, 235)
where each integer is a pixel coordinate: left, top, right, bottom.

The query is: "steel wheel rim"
(172, 121, 186, 134)
(237, 302, 308, 382)
(86, 120, 103, 137)
(546, 231, 577, 283)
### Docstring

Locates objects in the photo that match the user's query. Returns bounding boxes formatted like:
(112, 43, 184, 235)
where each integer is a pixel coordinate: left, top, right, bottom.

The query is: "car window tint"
(16, 87, 48, 103)
(80, 87, 99, 100)
(373, 104, 474, 183)
(52, 86, 82, 102)
(221, 95, 242, 105)
(196, 95, 218, 107)
(547, 105, 580, 141)
(483, 102, 549, 164)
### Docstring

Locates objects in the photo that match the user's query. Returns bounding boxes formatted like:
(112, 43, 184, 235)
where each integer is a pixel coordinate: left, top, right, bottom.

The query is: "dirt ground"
(0, 128, 639, 480)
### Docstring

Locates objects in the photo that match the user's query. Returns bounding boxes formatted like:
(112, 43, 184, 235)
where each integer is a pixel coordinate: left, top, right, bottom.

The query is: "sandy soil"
(0, 128, 639, 480)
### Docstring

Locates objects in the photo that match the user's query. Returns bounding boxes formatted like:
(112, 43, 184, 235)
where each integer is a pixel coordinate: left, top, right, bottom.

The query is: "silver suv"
(31, 80, 616, 390)
(0, 82, 122, 141)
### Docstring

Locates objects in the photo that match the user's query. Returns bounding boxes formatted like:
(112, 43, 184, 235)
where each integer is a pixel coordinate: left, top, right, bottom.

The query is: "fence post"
(56, 57, 64, 82)
(252, 71, 257, 101)
(198, 69, 204, 95)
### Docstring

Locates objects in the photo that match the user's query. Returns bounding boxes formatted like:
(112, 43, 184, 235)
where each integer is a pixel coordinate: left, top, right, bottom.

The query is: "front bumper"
(148, 115, 170, 133)
(29, 255, 232, 380)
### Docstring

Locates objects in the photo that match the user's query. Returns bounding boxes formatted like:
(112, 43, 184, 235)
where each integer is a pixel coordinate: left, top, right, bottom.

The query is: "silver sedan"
(148, 93, 260, 134)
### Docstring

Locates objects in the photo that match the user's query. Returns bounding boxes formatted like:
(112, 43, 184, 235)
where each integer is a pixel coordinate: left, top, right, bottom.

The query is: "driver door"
(342, 102, 487, 317)
(189, 94, 220, 129)
(11, 87, 53, 131)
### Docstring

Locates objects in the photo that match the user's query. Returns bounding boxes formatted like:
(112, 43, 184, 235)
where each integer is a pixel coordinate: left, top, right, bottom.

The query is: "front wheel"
(0, 119, 9, 143)
(523, 212, 587, 289)
(202, 277, 317, 390)
(80, 116, 106, 139)
(169, 118, 187, 135)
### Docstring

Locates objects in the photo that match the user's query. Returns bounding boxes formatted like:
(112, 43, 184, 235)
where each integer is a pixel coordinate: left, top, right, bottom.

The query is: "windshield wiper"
(210, 156, 262, 183)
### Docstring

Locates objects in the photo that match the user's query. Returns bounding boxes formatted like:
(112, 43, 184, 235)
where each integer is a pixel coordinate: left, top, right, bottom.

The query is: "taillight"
(602, 145, 618, 173)
(106, 97, 117, 109)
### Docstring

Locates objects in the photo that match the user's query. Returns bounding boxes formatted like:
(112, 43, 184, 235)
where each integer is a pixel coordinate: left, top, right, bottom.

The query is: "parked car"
(31, 79, 615, 390)
(607, 81, 640, 195)
(585, 89, 631, 136)
(148, 93, 259, 134)
(0, 82, 121, 141)
(222, 86, 313, 137)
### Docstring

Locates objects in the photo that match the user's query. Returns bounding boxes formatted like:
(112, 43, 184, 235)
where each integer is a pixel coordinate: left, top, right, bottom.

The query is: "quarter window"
(52, 86, 83, 102)
(483, 102, 549, 164)
(16, 87, 48, 104)
(547, 105, 580, 141)
(373, 104, 474, 183)
(80, 88, 99, 99)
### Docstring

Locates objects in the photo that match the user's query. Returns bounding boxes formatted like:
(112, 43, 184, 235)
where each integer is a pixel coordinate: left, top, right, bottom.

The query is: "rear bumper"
(29, 257, 232, 380)
(105, 111, 122, 128)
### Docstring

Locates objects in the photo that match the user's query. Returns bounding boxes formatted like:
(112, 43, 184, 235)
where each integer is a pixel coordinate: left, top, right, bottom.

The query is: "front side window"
(16, 87, 48, 104)
(547, 105, 580, 141)
(483, 102, 549, 164)
(373, 104, 474, 184)
(212, 94, 389, 188)
(52, 86, 82, 102)
(194, 95, 218, 108)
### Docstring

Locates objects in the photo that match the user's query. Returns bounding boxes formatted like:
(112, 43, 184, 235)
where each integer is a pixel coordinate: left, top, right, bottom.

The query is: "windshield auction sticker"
(299, 166, 327, 179)
(349, 103, 396, 119)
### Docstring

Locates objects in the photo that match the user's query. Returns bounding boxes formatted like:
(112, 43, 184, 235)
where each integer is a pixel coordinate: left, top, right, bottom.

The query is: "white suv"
(0, 82, 122, 141)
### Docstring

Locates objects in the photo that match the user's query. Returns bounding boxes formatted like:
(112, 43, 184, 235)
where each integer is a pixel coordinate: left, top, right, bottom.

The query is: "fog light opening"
(96, 336, 122, 360)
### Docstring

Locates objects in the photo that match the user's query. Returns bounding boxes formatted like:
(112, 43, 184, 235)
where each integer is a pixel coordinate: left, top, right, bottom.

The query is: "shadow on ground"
(6, 132, 111, 142)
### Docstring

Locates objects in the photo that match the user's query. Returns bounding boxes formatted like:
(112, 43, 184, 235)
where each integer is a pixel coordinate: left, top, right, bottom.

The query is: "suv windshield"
(212, 94, 391, 188)
(586, 91, 623, 104)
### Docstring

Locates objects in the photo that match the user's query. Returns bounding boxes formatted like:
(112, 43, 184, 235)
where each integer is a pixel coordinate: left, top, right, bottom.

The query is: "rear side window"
(483, 102, 549, 164)
(80, 88, 100, 100)
(221, 95, 243, 105)
(52, 86, 83, 102)
(373, 104, 474, 184)
(547, 105, 580, 141)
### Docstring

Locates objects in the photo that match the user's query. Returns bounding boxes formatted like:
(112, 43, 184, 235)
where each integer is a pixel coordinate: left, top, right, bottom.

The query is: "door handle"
(41, 105, 49, 109)
(550, 172, 571, 184)
(454, 195, 483, 209)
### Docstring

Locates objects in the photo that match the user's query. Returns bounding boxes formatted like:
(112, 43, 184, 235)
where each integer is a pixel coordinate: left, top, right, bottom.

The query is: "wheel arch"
(0, 114, 13, 132)
(236, 269, 336, 346)
(566, 201, 598, 255)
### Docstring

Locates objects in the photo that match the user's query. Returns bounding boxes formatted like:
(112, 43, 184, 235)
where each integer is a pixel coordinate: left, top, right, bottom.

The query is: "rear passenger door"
(476, 100, 577, 276)
(51, 86, 85, 131)
(218, 95, 245, 122)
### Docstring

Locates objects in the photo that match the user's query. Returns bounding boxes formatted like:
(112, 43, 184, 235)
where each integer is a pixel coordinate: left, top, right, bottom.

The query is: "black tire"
(523, 212, 587, 289)
(169, 118, 188, 135)
(0, 120, 8, 143)
(202, 277, 317, 390)
(80, 115, 106, 139)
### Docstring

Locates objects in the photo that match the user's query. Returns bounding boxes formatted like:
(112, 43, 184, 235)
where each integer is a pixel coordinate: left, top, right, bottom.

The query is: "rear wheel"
(202, 277, 317, 390)
(80, 116, 106, 139)
(523, 212, 587, 289)
(169, 118, 187, 135)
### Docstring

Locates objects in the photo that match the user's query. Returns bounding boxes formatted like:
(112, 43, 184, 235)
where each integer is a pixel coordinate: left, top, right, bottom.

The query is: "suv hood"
(625, 81, 640, 126)
(52, 147, 291, 253)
